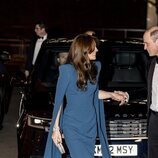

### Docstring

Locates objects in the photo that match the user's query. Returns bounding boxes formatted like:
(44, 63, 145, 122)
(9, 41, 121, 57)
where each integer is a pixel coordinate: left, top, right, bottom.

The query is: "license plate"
(94, 144, 138, 156)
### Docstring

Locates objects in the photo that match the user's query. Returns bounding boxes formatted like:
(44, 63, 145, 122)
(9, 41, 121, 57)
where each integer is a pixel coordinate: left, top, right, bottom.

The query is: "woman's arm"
(52, 106, 62, 146)
(51, 65, 70, 147)
(98, 90, 128, 105)
(53, 106, 61, 128)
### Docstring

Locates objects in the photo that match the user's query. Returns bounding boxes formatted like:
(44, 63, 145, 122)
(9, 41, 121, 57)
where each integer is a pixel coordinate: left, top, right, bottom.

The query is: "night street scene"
(0, 0, 157, 158)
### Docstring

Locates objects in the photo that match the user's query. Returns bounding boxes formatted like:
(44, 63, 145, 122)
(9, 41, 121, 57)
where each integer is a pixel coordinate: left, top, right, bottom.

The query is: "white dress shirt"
(150, 63, 158, 112)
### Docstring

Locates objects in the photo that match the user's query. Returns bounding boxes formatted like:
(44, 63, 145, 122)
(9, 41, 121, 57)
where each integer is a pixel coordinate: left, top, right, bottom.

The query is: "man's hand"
(24, 70, 29, 78)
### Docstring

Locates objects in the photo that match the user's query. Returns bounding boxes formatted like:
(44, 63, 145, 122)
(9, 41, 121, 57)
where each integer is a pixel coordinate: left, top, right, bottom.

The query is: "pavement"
(0, 87, 21, 158)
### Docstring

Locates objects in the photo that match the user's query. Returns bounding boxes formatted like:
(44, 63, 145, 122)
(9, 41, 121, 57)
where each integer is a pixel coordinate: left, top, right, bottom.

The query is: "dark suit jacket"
(27, 35, 59, 94)
(31, 39, 59, 88)
(25, 36, 38, 72)
(147, 57, 157, 111)
(25, 35, 50, 72)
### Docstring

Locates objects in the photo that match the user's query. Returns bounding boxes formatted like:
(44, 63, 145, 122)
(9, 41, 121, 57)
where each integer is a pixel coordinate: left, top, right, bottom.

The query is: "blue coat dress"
(44, 61, 111, 158)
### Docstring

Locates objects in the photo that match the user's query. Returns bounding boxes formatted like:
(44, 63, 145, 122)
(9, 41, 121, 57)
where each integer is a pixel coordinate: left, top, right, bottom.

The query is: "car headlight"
(34, 118, 42, 124)
(27, 115, 51, 130)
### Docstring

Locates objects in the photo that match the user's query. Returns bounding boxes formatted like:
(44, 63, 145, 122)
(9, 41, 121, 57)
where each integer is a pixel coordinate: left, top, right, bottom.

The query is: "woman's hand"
(114, 91, 129, 101)
(52, 127, 62, 147)
(110, 92, 125, 105)
(98, 90, 129, 105)
(113, 91, 129, 106)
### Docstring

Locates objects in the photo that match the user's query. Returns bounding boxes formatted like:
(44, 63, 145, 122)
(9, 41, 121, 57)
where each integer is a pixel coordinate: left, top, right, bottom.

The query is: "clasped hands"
(112, 91, 129, 106)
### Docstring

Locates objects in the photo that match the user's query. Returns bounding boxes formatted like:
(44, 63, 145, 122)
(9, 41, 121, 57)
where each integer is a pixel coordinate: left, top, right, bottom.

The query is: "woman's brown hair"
(67, 34, 98, 90)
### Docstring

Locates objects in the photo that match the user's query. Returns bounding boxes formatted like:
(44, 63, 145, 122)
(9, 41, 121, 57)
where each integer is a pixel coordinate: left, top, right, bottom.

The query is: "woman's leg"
(65, 138, 95, 158)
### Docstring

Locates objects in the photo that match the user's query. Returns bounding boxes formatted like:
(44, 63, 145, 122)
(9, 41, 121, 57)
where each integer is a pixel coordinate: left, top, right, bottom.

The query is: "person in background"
(57, 52, 69, 65)
(143, 26, 158, 158)
(84, 30, 96, 36)
(44, 34, 128, 158)
(40, 51, 69, 88)
(0, 51, 8, 130)
(25, 21, 48, 79)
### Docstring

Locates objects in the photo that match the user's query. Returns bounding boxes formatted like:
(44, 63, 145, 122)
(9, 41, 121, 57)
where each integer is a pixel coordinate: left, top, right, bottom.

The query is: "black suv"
(16, 38, 149, 158)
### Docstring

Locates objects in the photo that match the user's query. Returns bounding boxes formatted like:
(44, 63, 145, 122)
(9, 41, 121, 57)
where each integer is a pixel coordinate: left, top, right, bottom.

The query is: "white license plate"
(94, 144, 138, 156)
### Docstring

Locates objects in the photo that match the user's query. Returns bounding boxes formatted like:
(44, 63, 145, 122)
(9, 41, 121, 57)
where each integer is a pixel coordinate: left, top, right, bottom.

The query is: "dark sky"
(0, 0, 147, 38)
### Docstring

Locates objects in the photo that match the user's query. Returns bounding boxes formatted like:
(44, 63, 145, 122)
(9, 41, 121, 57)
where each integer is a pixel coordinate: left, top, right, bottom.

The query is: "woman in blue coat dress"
(44, 34, 128, 158)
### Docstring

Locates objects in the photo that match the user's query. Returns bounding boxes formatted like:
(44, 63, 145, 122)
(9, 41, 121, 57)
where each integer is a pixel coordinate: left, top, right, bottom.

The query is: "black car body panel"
(16, 38, 149, 158)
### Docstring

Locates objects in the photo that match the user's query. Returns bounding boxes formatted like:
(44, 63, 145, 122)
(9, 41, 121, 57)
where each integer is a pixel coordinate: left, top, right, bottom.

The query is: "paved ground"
(0, 87, 21, 158)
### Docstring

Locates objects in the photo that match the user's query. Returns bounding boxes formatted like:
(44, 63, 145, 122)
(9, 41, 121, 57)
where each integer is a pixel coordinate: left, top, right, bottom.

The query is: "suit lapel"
(147, 58, 156, 109)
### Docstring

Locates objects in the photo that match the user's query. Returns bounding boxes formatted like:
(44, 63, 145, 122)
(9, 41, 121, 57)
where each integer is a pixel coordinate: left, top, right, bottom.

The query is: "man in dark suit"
(24, 21, 52, 107)
(25, 21, 48, 79)
(143, 26, 158, 158)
